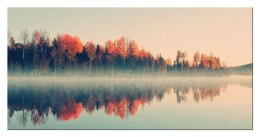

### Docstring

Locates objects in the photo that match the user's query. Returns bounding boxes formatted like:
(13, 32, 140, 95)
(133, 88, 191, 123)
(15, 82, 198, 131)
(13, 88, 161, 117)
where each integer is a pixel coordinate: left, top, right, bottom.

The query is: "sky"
(8, 8, 252, 67)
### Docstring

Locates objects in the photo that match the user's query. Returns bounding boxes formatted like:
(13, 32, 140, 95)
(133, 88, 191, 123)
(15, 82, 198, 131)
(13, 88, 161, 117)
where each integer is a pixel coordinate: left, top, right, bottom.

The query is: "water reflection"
(8, 77, 251, 126)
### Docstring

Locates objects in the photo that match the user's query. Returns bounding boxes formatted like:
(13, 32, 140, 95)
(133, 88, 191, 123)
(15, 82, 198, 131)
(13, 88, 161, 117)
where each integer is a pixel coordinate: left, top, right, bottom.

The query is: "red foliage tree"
(57, 34, 83, 60)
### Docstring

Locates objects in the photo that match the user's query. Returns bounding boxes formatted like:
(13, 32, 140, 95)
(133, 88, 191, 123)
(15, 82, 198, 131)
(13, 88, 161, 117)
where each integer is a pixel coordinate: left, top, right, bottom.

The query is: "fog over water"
(8, 75, 252, 86)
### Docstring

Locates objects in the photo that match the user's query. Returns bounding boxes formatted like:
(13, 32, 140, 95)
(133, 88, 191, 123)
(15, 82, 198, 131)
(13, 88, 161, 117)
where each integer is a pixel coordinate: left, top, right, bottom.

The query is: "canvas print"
(7, 8, 252, 129)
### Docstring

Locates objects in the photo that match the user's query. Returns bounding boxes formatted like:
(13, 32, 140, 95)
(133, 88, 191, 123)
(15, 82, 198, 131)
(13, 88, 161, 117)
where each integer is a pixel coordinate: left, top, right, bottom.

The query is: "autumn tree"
(107, 40, 116, 57)
(127, 40, 139, 57)
(209, 56, 221, 70)
(115, 37, 127, 59)
(115, 37, 127, 72)
(57, 34, 83, 62)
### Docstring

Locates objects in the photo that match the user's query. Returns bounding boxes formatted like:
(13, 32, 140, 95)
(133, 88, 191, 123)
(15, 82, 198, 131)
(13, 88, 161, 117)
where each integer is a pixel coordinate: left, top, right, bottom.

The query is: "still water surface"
(8, 77, 252, 129)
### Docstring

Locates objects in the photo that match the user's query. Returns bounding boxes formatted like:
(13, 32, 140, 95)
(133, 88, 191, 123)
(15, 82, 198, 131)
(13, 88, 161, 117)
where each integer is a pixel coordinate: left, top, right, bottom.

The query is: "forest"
(8, 30, 226, 76)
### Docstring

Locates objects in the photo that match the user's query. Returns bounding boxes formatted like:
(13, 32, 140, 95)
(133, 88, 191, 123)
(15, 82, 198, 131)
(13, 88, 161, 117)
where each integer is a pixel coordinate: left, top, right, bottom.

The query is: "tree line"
(8, 30, 227, 76)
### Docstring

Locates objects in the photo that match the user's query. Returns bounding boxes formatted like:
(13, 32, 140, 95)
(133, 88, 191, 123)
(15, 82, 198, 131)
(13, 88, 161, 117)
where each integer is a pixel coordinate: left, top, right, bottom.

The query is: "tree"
(209, 56, 221, 70)
(106, 40, 116, 57)
(86, 41, 96, 72)
(115, 37, 127, 59)
(8, 30, 12, 46)
(139, 49, 148, 59)
(126, 40, 140, 71)
(198, 53, 221, 70)
(200, 54, 209, 69)
(51, 38, 64, 75)
(174, 50, 187, 71)
(10, 37, 15, 47)
(30, 30, 52, 75)
(127, 40, 139, 57)
(57, 34, 83, 62)
(32, 30, 42, 45)
(19, 30, 29, 74)
(94, 44, 105, 73)
(193, 51, 200, 67)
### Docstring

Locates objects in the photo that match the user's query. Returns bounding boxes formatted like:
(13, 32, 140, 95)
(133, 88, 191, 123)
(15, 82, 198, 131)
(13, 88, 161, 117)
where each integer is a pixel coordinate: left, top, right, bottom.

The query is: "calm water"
(8, 76, 252, 129)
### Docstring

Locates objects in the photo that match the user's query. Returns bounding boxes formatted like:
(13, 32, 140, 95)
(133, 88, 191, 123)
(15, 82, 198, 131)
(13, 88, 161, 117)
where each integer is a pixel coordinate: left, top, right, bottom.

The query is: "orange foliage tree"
(127, 40, 139, 57)
(106, 40, 116, 57)
(57, 34, 83, 61)
(115, 37, 127, 59)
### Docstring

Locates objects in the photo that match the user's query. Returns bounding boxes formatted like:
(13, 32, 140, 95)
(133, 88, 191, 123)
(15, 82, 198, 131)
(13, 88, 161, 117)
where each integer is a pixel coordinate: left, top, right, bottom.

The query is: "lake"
(8, 76, 252, 129)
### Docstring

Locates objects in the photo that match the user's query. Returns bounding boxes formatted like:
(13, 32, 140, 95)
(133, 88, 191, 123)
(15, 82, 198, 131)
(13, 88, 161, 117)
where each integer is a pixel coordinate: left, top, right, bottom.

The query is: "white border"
(3, 0, 254, 7)
(0, 0, 258, 137)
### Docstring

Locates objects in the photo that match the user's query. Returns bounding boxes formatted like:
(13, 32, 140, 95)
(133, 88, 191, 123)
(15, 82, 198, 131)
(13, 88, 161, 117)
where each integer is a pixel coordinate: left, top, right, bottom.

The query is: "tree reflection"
(8, 81, 228, 125)
(58, 99, 83, 121)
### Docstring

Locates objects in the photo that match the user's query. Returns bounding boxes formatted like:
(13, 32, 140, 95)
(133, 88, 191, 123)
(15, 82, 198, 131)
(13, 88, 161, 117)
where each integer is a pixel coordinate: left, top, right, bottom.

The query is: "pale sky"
(8, 8, 252, 67)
